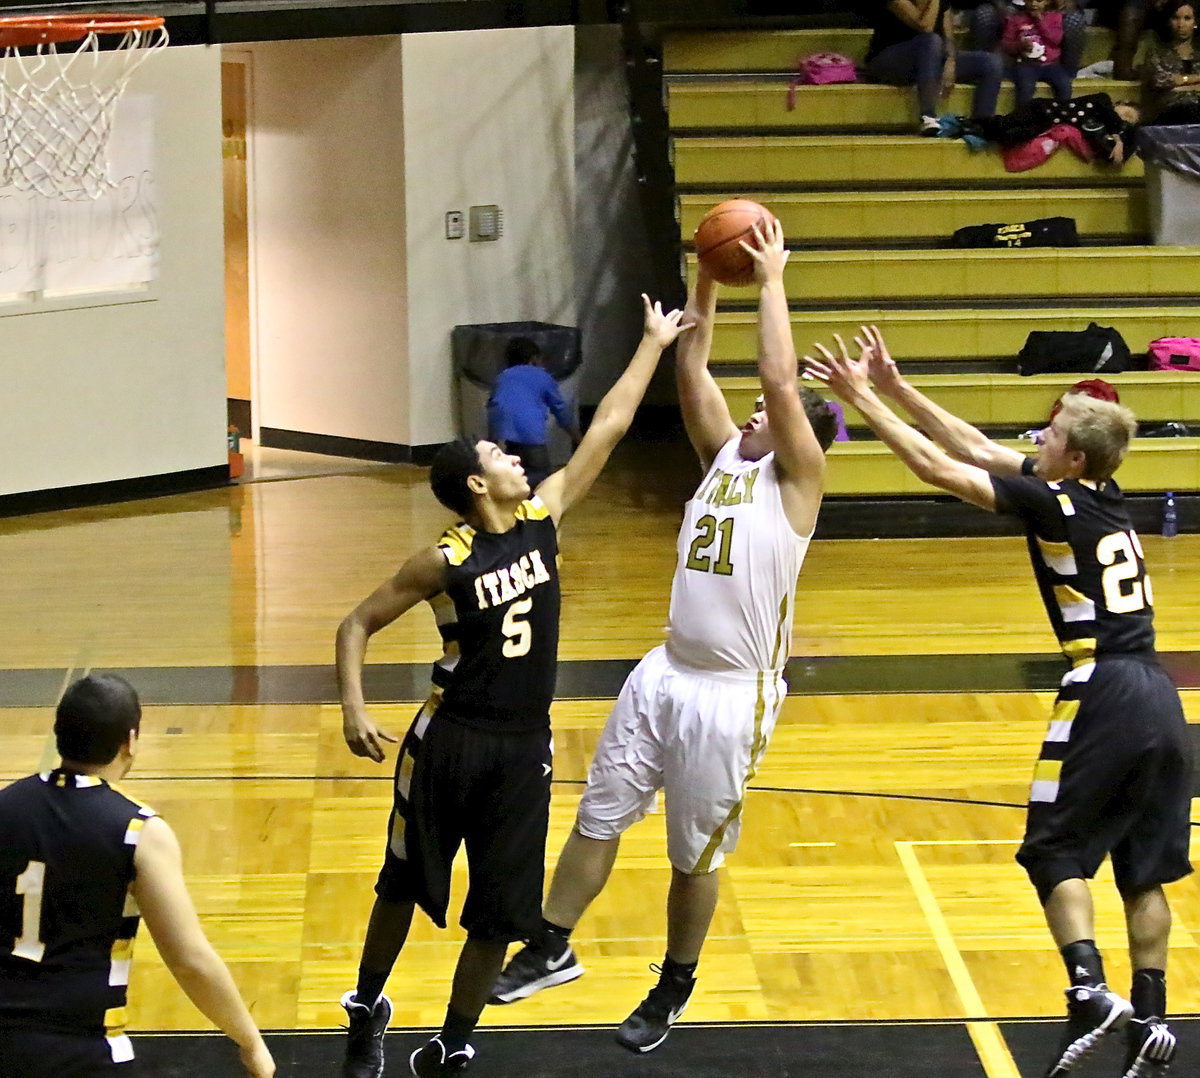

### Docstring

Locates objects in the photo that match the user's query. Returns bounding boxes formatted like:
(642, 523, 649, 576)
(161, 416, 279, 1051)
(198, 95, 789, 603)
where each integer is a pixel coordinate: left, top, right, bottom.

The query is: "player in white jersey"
(489, 221, 837, 1053)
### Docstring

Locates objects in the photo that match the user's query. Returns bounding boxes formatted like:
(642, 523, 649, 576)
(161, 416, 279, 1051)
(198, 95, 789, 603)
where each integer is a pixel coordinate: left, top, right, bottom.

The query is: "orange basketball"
(693, 199, 777, 286)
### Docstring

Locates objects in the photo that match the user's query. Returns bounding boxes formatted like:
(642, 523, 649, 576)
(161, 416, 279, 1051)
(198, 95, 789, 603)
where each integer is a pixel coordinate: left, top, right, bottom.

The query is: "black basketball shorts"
(0, 1030, 128, 1078)
(375, 705, 553, 941)
(1017, 655, 1194, 900)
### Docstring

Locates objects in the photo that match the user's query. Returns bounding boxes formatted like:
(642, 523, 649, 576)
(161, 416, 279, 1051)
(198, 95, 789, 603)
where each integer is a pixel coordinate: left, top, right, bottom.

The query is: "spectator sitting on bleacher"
(1002, 0, 1077, 103)
(972, 1, 1089, 73)
(1142, 0, 1200, 121)
(1070, 0, 1169, 79)
(864, 0, 1004, 134)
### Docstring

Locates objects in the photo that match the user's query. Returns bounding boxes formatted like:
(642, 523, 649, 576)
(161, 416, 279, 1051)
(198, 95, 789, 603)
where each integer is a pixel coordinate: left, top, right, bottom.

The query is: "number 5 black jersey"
(434, 496, 561, 733)
(0, 770, 155, 1061)
(991, 472, 1156, 663)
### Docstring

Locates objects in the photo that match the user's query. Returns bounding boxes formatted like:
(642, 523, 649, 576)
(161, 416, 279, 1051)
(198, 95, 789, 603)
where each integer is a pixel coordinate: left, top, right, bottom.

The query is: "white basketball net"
(0, 21, 168, 200)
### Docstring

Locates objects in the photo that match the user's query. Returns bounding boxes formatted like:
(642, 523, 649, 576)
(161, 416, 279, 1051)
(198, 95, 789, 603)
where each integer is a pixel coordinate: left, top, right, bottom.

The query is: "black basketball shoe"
(1044, 984, 1134, 1077)
(615, 962, 696, 1054)
(1122, 1018, 1177, 1077)
(408, 1036, 475, 1077)
(489, 939, 584, 1004)
(340, 990, 392, 1078)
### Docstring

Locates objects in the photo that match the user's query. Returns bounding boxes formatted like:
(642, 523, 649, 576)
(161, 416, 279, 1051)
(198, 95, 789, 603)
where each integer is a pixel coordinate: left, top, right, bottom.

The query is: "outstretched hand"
(856, 324, 903, 397)
(802, 333, 871, 403)
(642, 294, 694, 349)
(739, 217, 789, 286)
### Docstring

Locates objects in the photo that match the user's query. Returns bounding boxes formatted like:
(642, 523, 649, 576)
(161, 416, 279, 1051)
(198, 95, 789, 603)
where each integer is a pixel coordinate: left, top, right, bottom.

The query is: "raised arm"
(676, 267, 739, 469)
(744, 220, 826, 534)
(807, 335, 996, 511)
(854, 325, 1027, 476)
(336, 545, 447, 762)
(535, 296, 689, 522)
(133, 817, 275, 1078)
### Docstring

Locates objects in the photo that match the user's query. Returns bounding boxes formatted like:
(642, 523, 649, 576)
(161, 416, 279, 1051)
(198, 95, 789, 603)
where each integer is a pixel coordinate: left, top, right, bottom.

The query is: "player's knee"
(374, 856, 417, 905)
(1018, 854, 1083, 906)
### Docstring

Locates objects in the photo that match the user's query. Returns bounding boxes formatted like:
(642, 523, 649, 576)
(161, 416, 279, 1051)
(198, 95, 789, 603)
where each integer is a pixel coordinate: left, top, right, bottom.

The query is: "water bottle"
(1162, 491, 1178, 538)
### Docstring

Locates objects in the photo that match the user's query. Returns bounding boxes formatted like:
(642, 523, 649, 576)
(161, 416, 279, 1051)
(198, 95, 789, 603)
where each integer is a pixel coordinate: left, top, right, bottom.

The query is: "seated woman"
(864, 0, 1003, 134)
(1142, 0, 1200, 122)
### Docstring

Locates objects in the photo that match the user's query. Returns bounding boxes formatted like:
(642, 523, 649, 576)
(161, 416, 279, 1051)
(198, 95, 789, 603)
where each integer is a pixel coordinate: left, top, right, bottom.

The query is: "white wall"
(244, 27, 574, 452)
(0, 45, 226, 497)
(242, 37, 410, 447)
(0, 26, 581, 495)
(402, 26, 575, 447)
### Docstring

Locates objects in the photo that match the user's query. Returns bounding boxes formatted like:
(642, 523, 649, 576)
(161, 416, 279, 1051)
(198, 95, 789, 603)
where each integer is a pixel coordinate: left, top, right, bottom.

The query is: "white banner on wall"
(0, 94, 158, 298)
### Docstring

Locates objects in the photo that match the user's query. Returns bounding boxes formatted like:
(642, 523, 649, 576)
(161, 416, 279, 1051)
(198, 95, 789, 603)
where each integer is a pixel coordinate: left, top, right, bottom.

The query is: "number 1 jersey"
(0, 770, 153, 1061)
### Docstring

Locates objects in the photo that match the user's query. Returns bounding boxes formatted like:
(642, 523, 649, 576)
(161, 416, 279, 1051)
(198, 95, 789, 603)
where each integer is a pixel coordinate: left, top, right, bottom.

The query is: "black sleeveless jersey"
(0, 769, 154, 1059)
(992, 471, 1156, 664)
(434, 497, 561, 732)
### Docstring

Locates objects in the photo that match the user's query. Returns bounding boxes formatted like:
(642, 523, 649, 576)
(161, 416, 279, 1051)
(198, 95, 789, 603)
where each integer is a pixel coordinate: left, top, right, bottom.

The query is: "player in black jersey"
(807, 328, 1191, 1078)
(0, 674, 274, 1078)
(335, 295, 690, 1078)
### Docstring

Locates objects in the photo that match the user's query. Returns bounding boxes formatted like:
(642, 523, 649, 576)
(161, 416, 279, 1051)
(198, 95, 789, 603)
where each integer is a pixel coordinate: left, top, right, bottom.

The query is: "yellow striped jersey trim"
(515, 496, 550, 521)
(1045, 699, 1080, 743)
(109, 936, 135, 987)
(769, 592, 790, 672)
(1056, 493, 1075, 517)
(104, 1006, 129, 1037)
(1054, 584, 1088, 606)
(693, 672, 768, 874)
(1033, 759, 1062, 784)
(104, 1006, 134, 1063)
(437, 524, 476, 566)
(111, 938, 134, 961)
(1061, 637, 1097, 666)
(1036, 537, 1077, 575)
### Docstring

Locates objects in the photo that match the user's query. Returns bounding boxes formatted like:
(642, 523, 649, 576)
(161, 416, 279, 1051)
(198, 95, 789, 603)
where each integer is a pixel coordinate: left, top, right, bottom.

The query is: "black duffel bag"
(1017, 322, 1132, 376)
(950, 216, 1079, 249)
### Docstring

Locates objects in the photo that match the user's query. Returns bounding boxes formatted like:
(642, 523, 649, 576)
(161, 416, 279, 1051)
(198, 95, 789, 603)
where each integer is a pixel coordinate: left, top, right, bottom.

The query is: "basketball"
(693, 199, 777, 286)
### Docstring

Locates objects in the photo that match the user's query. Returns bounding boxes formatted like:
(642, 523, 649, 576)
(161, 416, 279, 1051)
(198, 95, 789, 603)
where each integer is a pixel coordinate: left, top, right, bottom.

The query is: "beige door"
(222, 57, 252, 438)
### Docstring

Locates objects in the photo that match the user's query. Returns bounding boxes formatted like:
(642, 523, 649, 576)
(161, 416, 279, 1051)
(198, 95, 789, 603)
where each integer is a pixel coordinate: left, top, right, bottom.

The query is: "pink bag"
(786, 52, 857, 109)
(1148, 337, 1200, 371)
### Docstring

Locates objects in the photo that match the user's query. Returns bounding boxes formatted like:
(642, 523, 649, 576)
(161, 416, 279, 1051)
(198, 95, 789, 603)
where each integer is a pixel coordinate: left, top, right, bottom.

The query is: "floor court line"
(36, 663, 84, 774)
(895, 840, 1022, 1078)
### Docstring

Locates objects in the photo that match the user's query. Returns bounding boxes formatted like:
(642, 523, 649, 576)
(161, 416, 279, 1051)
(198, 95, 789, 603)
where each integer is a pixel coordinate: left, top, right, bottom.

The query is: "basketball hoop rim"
(0, 12, 166, 47)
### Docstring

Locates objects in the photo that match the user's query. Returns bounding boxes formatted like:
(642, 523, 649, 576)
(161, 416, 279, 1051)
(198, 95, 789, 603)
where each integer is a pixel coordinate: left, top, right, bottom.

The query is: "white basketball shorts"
(574, 644, 785, 874)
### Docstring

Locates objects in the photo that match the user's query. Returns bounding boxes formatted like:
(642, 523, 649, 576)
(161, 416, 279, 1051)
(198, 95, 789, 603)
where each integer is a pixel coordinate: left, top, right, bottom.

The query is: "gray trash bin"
(451, 321, 583, 468)
(1138, 125, 1200, 244)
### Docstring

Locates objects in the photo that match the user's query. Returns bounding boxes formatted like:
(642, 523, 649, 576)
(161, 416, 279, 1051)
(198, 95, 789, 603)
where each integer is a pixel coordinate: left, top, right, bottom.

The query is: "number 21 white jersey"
(666, 435, 812, 675)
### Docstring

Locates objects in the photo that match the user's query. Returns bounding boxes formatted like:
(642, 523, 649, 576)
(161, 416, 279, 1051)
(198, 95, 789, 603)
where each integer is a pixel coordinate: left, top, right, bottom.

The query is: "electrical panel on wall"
(469, 205, 502, 242)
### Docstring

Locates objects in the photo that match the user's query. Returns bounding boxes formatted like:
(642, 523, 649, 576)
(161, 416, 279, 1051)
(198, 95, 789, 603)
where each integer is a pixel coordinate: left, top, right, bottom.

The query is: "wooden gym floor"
(2, 440, 1198, 1077)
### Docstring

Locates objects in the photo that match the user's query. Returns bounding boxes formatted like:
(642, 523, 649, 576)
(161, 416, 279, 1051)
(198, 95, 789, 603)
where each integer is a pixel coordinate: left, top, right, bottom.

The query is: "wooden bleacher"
(664, 24, 1200, 501)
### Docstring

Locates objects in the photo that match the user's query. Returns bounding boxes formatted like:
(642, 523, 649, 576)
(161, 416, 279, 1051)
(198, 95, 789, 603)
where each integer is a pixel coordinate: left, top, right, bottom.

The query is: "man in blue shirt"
(487, 338, 581, 488)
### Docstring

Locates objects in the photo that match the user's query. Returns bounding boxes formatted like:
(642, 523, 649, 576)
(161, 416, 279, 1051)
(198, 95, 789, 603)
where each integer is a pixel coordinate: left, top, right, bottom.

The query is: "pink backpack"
(787, 52, 857, 110)
(1148, 337, 1200, 372)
